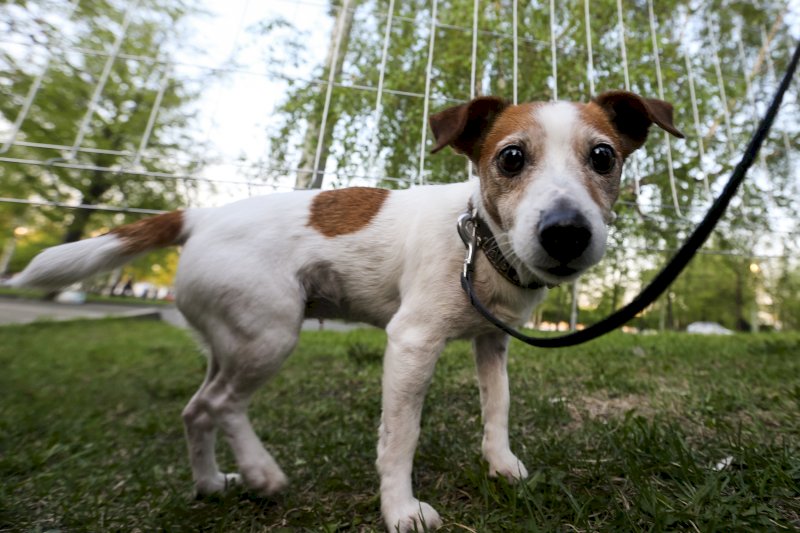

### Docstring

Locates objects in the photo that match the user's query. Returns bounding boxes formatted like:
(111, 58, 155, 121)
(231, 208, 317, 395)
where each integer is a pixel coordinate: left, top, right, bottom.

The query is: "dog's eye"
(589, 144, 616, 174)
(497, 145, 526, 176)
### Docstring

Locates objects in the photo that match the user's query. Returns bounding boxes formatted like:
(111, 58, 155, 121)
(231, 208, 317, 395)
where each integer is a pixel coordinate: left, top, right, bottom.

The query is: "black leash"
(460, 39, 800, 349)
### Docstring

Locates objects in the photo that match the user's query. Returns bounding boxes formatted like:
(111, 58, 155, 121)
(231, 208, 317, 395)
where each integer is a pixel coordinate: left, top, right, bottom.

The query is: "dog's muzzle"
(537, 207, 592, 265)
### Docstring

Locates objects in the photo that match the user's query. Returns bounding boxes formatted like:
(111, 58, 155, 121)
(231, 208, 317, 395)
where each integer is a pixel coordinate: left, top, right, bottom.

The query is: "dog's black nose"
(538, 208, 592, 263)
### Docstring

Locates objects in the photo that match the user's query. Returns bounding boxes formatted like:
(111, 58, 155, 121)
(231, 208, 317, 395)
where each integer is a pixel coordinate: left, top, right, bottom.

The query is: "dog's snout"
(538, 208, 592, 263)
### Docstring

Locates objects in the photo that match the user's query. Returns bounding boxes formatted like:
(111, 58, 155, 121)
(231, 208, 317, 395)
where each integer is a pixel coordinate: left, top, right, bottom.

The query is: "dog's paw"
(242, 465, 288, 497)
(195, 472, 242, 497)
(487, 451, 528, 482)
(383, 499, 442, 532)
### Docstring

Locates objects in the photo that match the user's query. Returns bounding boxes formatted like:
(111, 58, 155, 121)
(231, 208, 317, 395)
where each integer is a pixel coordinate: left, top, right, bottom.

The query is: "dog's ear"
(429, 96, 508, 162)
(593, 90, 685, 157)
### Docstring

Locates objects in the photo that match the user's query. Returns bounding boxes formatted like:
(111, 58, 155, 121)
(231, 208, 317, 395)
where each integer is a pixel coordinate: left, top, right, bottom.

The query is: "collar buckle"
(457, 211, 477, 279)
(458, 206, 551, 291)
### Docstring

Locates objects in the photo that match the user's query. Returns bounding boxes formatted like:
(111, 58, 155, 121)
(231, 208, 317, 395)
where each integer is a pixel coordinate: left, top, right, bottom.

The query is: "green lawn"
(1, 320, 798, 531)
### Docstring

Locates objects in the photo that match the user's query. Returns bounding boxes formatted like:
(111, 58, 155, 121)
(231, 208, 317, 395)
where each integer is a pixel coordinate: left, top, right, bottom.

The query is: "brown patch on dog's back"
(308, 187, 390, 237)
(110, 210, 184, 254)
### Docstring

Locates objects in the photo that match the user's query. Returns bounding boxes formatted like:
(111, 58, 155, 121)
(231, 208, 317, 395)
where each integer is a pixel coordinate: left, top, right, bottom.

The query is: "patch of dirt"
(731, 408, 783, 429)
(582, 394, 651, 418)
(561, 390, 654, 429)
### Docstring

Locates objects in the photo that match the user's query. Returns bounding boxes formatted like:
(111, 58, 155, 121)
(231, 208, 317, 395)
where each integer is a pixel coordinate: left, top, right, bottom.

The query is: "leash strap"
(460, 39, 800, 349)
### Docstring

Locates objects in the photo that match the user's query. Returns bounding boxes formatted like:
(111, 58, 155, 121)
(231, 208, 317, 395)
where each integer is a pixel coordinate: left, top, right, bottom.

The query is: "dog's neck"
(468, 193, 551, 290)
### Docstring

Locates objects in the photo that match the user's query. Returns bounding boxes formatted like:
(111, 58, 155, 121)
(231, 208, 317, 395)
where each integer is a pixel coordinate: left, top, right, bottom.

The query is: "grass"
(1, 319, 798, 531)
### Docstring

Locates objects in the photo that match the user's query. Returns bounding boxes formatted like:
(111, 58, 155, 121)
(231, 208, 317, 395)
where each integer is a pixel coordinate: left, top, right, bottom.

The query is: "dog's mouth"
(545, 264, 578, 277)
(527, 261, 584, 284)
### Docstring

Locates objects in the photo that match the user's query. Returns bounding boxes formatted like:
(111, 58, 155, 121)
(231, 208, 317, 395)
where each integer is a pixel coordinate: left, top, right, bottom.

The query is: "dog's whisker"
(487, 234, 530, 275)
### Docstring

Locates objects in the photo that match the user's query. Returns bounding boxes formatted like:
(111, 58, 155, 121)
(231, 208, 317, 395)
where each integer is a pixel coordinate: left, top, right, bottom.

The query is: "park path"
(0, 298, 160, 325)
(0, 297, 365, 332)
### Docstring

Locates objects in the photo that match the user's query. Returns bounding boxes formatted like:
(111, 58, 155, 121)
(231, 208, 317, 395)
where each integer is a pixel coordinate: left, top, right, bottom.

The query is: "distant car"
(55, 288, 87, 304)
(687, 322, 733, 335)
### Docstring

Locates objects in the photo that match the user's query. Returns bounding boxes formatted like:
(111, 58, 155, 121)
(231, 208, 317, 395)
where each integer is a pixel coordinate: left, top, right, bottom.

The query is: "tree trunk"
(735, 268, 746, 331)
(0, 234, 16, 275)
(62, 207, 95, 244)
(666, 291, 674, 330)
(295, 2, 355, 189)
(569, 280, 579, 331)
(61, 174, 111, 244)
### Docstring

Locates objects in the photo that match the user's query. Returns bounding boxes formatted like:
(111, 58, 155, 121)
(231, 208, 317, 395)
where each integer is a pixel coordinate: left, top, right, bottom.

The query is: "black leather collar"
(469, 210, 549, 290)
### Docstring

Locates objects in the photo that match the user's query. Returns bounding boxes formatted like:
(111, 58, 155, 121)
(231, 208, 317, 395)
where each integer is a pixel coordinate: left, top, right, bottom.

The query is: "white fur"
(10, 101, 622, 532)
(509, 103, 608, 286)
(7, 234, 129, 289)
(168, 183, 543, 530)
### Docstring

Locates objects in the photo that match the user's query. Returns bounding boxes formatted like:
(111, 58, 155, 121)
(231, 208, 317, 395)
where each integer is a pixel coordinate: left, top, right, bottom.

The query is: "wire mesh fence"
(1, 0, 798, 329)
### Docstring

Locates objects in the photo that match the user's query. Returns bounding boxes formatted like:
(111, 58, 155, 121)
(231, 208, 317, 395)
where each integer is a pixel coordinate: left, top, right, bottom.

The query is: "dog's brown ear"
(429, 96, 508, 162)
(593, 90, 685, 157)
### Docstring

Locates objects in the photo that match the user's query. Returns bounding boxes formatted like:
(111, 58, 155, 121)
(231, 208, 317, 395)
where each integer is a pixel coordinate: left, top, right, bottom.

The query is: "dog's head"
(430, 91, 684, 285)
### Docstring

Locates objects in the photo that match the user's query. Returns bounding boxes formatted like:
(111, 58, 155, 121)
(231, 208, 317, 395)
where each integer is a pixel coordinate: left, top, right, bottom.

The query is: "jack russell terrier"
(10, 90, 683, 531)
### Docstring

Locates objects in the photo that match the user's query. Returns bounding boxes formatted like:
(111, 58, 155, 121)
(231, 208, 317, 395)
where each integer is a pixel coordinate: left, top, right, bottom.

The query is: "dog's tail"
(6, 210, 187, 290)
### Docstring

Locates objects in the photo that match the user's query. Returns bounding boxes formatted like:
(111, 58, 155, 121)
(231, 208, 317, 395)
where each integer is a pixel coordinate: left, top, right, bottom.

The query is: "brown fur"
(429, 96, 507, 161)
(478, 103, 540, 169)
(429, 92, 682, 229)
(308, 187, 390, 237)
(110, 211, 184, 255)
(477, 103, 542, 228)
(592, 91, 684, 157)
(579, 103, 623, 148)
(578, 103, 624, 210)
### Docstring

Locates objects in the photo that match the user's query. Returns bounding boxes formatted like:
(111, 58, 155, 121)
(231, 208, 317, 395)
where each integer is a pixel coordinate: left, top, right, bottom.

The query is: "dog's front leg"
(377, 318, 445, 532)
(474, 332, 528, 481)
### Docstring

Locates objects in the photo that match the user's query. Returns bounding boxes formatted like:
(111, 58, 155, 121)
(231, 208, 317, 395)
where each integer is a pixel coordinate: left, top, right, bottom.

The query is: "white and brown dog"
(10, 91, 683, 531)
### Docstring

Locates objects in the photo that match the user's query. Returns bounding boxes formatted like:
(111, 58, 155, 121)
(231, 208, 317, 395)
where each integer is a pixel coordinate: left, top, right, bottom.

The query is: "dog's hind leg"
(194, 306, 302, 497)
(183, 288, 303, 495)
(182, 355, 241, 496)
(473, 332, 528, 481)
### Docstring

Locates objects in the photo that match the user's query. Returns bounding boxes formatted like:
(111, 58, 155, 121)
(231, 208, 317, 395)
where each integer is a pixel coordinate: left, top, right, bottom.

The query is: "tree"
(294, 1, 357, 188)
(258, 0, 798, 328)
(768, 258, 800, 331)
(0, 0, 206, 245)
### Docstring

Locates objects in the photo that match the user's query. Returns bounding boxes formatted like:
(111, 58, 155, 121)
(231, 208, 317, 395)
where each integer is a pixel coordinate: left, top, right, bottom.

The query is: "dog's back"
(9, 182, 474, 331)
(173, 182, 474, 331)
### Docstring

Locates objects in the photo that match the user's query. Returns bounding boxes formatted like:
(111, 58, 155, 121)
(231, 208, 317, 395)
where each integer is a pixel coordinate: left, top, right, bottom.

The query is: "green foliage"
(671, 252, 756, 330)
(1, 1, 797, 324)
(0, 0, 206, 243)
(1, 320, 799, 530)
(769, 259, 800, 330)
(260, 0, 799, 329)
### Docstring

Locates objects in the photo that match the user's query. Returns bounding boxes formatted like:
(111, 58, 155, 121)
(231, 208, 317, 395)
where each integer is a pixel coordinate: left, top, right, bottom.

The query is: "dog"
(9, 90, 683, 531)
